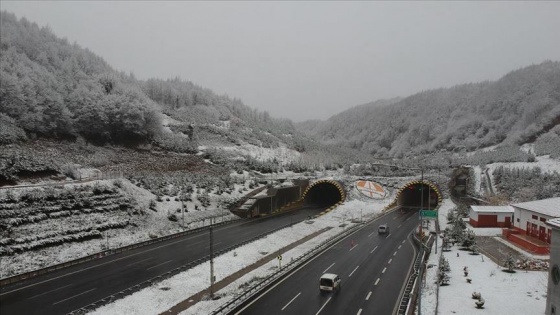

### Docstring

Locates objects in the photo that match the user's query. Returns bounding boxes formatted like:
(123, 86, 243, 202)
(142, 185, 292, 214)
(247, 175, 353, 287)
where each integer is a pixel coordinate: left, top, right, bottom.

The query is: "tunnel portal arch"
(395, 180, 443, 211)
(302, 180, 346, 208)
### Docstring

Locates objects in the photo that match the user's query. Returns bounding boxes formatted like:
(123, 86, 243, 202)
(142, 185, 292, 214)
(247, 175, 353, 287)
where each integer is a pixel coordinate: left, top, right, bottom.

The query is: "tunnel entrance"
(396, 180, 442, 211)
(302, 180, 346, 208)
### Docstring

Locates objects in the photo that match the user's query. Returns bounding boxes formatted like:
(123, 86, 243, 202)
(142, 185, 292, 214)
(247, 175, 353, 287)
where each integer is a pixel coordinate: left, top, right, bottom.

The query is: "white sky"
(2, 1, 560, 121)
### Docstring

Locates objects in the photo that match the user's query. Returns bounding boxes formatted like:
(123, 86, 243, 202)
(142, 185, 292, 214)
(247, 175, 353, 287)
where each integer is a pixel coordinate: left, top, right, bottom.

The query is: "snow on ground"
(472, 165, 482, 195)
(487, 155, 560, 175)
(420, 199, 548, 315)
(89, 197, 392, 315)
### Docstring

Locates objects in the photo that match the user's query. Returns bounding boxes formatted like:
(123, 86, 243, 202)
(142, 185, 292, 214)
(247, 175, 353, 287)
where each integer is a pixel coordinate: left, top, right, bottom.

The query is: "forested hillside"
(301, 61, 560, 158)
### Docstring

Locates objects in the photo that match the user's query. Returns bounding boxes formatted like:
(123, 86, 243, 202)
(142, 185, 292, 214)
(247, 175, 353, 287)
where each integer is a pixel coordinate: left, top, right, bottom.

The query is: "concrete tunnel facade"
(395, 180, 443, 211)
(301, 180, 346, 208)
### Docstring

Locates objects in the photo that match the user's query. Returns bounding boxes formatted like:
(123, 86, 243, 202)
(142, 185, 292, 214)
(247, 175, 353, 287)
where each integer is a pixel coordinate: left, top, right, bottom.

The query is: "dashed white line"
(386, 234, 391, 239)
(382, 267, 387, 274)
(127, 257, 153, 267)
(374, 278, 380, 285)
(357, 309, 363, 315)
(29, 284, 72, 299)
(147, 259, 173, 270)
(406, 217, 411, 221)
(388, 258, 393, 264)
(282, 292, 301, 311)
(402, 240, 406, 244)
(315, 297, 332, 315)
(398, 245, 402, 249)
(323, 263, 335, 273)
(397, 224, 402, 228)
(370, 246, 378, 254)
(53, 288, 96, 305)
(349, 265, 360, 277)
(366, 291, 372, 300)
(368, 231, 376, 237)
(393, 251, 398, 256)
(393, 215, 398, 219)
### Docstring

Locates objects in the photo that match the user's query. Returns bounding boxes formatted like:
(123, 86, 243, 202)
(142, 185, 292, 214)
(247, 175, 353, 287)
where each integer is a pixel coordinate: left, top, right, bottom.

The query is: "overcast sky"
(2, 1, 560, 121)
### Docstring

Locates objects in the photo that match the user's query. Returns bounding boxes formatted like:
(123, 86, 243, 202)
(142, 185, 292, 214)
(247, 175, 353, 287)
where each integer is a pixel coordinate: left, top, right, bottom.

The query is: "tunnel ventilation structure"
(395, 180, 443, 211)
(301, 180, 346, 209)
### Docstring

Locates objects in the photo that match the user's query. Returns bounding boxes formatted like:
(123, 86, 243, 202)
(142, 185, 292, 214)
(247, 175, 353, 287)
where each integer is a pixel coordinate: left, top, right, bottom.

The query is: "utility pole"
(209, 218, 215, 298)
(182, 201, 185, 231)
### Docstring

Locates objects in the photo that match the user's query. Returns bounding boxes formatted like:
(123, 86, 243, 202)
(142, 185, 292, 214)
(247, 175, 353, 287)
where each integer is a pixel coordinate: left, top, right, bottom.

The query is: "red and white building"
(503, 197, 560, 255)
(469, 205, 513, 227)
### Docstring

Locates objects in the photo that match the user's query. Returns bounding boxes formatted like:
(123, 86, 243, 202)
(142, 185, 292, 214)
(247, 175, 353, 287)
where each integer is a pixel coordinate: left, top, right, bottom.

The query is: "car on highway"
(320, 273, 341, 292)
(378, 224, 390, 234)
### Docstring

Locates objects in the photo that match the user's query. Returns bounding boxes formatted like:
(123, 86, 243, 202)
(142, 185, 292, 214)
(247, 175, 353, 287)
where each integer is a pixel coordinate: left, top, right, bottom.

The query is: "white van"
(320, 273, 341, 292)
(378, 224, 389, 234)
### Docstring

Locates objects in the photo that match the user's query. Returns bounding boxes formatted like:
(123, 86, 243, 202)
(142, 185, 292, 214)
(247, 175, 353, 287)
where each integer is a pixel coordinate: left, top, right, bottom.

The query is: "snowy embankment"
(89, 198, 392, 315)
(420, 199, 547, 315)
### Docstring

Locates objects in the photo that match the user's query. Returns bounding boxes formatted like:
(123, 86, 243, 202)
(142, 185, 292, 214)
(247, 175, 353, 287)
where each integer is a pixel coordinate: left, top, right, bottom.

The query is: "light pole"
(209, 218, 215, 298)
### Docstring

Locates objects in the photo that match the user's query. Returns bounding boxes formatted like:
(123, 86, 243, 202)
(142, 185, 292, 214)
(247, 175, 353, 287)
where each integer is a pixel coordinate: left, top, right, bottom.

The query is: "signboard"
(420, 210, 438, 218)
(355, 180, 387, 199)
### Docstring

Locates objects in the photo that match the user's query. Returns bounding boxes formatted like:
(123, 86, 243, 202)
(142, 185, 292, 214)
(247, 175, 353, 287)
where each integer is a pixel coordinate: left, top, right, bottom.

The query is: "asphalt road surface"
(236, 210, 419, 315)
(0, 206, 325, 315)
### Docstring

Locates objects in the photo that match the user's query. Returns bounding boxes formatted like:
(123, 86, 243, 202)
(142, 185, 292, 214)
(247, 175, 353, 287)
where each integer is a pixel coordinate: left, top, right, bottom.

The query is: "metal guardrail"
(67, 220, 298, 315)
(0, 217, 240, 287)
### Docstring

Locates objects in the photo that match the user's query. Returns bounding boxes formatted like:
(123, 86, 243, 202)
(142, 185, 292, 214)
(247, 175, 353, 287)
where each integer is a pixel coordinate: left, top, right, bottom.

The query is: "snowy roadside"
(88, 198, 392, 315)
(419, 199, 548, 315)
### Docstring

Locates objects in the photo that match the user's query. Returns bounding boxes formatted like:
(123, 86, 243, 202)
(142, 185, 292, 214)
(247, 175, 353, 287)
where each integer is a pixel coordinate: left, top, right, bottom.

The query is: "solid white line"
(315, 297, 332, 315)
(393, 251, 397, 256)
(382, 267, 387, 274)
(147, 259, 173, 270)
(323, 263, 335, 273)
(366, 291, 372, 300)
(282, 292, 301, 311)
(388, 258, 392, 264)
(52, 288, 96, 305)
(126, 257, 153, 267)
(1, 233, 202, 296)
(370, 246, 378, 254)
(357, 309, 363, 315)
(349, 265, 359, 277)
(28, 284, 73, 299)
(374, 278, 380, 285)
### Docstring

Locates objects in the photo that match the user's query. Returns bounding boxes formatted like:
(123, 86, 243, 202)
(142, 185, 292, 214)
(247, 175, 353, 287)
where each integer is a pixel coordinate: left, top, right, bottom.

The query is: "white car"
(378, 224, 390, 234)
(320, 273, 341, 292)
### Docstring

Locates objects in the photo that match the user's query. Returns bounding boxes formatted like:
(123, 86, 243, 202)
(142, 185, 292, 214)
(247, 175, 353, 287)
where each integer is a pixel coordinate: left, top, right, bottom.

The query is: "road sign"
(420, 210, 438, 218)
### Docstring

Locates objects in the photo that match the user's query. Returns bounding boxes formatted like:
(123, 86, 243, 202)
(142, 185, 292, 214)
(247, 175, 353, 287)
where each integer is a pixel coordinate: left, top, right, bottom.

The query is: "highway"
(236, 210, 419, 315)
(0, 206, 325, 315)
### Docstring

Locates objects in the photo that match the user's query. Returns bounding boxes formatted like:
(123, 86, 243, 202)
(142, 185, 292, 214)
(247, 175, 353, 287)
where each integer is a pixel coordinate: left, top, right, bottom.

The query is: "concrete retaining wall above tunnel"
(394, 180, 443, 210)
(301, 180, 346, 208)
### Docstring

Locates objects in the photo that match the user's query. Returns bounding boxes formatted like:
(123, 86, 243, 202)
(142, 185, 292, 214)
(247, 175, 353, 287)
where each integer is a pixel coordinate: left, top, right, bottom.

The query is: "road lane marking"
(52, 288, 96, 305)
(368, 231, 376, 237)
(366, 291, 372, 300)
(323, 263, 335, 273)
(393, 216, 398, 219)
(315, 297, 332, 315)
(398, 245, 402, 249)
(357, 309, 363, 315)
(388, 258, 392, 264)
(393, 251, 398, 256)
(282, 292, 301, 311)
(374, 278, 380, 285)
(126, 257, 153, 267)
(386, 234, 391, 239)
(402, 240, 406, 244)
(28, 284, 72, 299)
(349, 243, 357, 251)
(147, 259, 173, 270)
(205, 242, 222, 249)
(397, 224, 402, 228)
(382, 267, 387, 274)
(349, 265, 359, 277)
(406, 217, 411, 221)
(370, 246, 378, 254)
